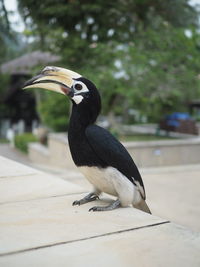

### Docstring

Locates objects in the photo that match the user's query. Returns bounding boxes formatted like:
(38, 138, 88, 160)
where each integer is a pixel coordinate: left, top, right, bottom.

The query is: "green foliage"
(14, 133, 38, 153)
(0, 138, 9, 143)
(16, 0, 200, 128)
(0, 73, 10, 93)
(0, 73, 11, 119)
(123, 26, 200, 121)
(0, 0, 24, 63)
(18, 0, 198, 43)
(73, 26, 200, 122)
(38, 91, 70, 132)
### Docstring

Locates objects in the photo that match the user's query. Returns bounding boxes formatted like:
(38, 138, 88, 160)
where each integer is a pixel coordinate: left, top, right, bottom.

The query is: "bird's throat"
(68, 104, 99, 166)
(70, 102, 99, 129)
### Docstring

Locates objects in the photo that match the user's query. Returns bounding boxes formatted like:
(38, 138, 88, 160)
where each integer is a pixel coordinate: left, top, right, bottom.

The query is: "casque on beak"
(23, 66, 81, 96)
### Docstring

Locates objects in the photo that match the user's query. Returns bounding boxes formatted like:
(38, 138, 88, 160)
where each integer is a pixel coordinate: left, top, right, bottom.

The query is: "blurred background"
(1, 0, 200, 140)
(0, 0, 200, 231)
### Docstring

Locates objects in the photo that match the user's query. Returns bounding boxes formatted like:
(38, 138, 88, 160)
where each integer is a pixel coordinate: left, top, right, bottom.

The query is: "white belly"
(78, 166, 141, 206)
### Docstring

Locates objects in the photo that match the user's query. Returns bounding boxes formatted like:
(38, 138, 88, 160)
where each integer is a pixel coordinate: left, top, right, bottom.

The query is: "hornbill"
(24, 66, 151, 213)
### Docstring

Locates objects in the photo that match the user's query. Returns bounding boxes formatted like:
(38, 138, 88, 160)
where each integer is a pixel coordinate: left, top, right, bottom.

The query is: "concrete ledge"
(49, 132, 68, 143)
(0, 193, 167, 255)
(124, 137, 200, 147)
(125, 137, 200, 167)
(28, 143, 50, 166)
(0, 156, 40, 178)
(1, 222, 199, 267)
(29, 142, 49, 156)
(0, 173, 85, 204)
(28, 133, 200, 168)
(28, 134, 75, 169)
(0, 156, 200, 266)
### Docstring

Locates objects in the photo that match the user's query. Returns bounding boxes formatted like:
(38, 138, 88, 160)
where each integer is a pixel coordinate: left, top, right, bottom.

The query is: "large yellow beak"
(23, 66, 81, 95)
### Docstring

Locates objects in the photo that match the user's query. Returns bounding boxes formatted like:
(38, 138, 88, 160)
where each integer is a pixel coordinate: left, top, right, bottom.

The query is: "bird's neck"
(69, 103, 99, 131)
(68, 104, 100, 166)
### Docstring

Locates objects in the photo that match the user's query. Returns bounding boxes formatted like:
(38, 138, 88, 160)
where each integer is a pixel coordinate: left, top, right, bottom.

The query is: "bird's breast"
(78, 166, 135, 202)
(78, 166, 117, 196)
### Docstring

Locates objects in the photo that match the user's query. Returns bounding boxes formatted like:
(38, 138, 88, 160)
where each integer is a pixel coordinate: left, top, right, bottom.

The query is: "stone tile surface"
(0, 194, 166, 255)
(0, 173, 85, 204)
(0, 144, 31, 166)
(53, 163, 200, 232)
(0, 222, 199, 267)
(142, 167, 200, 232)
(0, 155, 199, 267)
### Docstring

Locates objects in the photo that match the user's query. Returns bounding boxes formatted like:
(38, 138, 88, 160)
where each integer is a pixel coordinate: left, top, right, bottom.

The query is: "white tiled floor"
(0, 156, 199, 267)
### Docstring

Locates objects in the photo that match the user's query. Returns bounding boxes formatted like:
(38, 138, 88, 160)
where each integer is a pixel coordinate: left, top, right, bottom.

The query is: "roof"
(0, 51, 61, 75)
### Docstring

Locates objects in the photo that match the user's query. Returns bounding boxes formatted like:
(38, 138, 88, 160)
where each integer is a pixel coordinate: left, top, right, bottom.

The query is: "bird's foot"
(72, 192, 99, 206)
(89, 199, 120, 212)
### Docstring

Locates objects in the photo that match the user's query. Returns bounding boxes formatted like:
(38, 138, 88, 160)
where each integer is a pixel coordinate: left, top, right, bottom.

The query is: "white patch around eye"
(72, 95, 84, 104)
(73, 81, 89, 94)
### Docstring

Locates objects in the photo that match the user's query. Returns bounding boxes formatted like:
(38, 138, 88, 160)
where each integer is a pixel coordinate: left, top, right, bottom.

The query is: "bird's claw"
(89, 206, 100, 212)
(89, 199, 121, 212)
(72, 200, 81, 206)
(72, 195, 99, 206)
(92, 195, 99, 201)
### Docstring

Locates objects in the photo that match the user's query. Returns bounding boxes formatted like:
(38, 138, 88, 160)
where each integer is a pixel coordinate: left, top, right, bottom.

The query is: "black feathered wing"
(85, 125, 146, 199)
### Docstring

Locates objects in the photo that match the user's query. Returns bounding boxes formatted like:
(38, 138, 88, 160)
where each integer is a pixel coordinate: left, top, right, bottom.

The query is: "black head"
(23, 66, 101, 125)
(70, 77, 101, 125)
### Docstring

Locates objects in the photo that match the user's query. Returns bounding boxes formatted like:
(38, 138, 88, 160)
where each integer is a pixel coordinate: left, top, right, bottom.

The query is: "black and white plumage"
(24, 66, 151, 213)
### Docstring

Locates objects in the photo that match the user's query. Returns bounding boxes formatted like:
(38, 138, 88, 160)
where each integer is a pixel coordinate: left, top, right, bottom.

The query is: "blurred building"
(0, 51, 60, 136)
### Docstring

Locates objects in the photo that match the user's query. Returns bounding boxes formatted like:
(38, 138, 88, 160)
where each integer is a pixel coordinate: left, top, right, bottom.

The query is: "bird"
(23, 66, 151, 213)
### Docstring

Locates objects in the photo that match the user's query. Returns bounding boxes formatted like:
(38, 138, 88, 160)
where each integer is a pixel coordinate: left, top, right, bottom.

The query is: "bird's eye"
(74, 83, 83, 91)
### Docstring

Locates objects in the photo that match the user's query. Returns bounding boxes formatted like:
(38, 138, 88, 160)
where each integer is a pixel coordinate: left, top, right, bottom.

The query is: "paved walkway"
(0, 156, 200, 267)
(1, 144, 200, 232)
(0, 144, 32, 166)
(57, 165, 200, 232)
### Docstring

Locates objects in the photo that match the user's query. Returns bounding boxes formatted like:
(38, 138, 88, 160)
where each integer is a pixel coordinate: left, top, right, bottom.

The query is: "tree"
(16, 0, 200, 129)
(18, 0, 198, 42)
(38, 91, 70, 131)
(0, 0, 26, 63)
